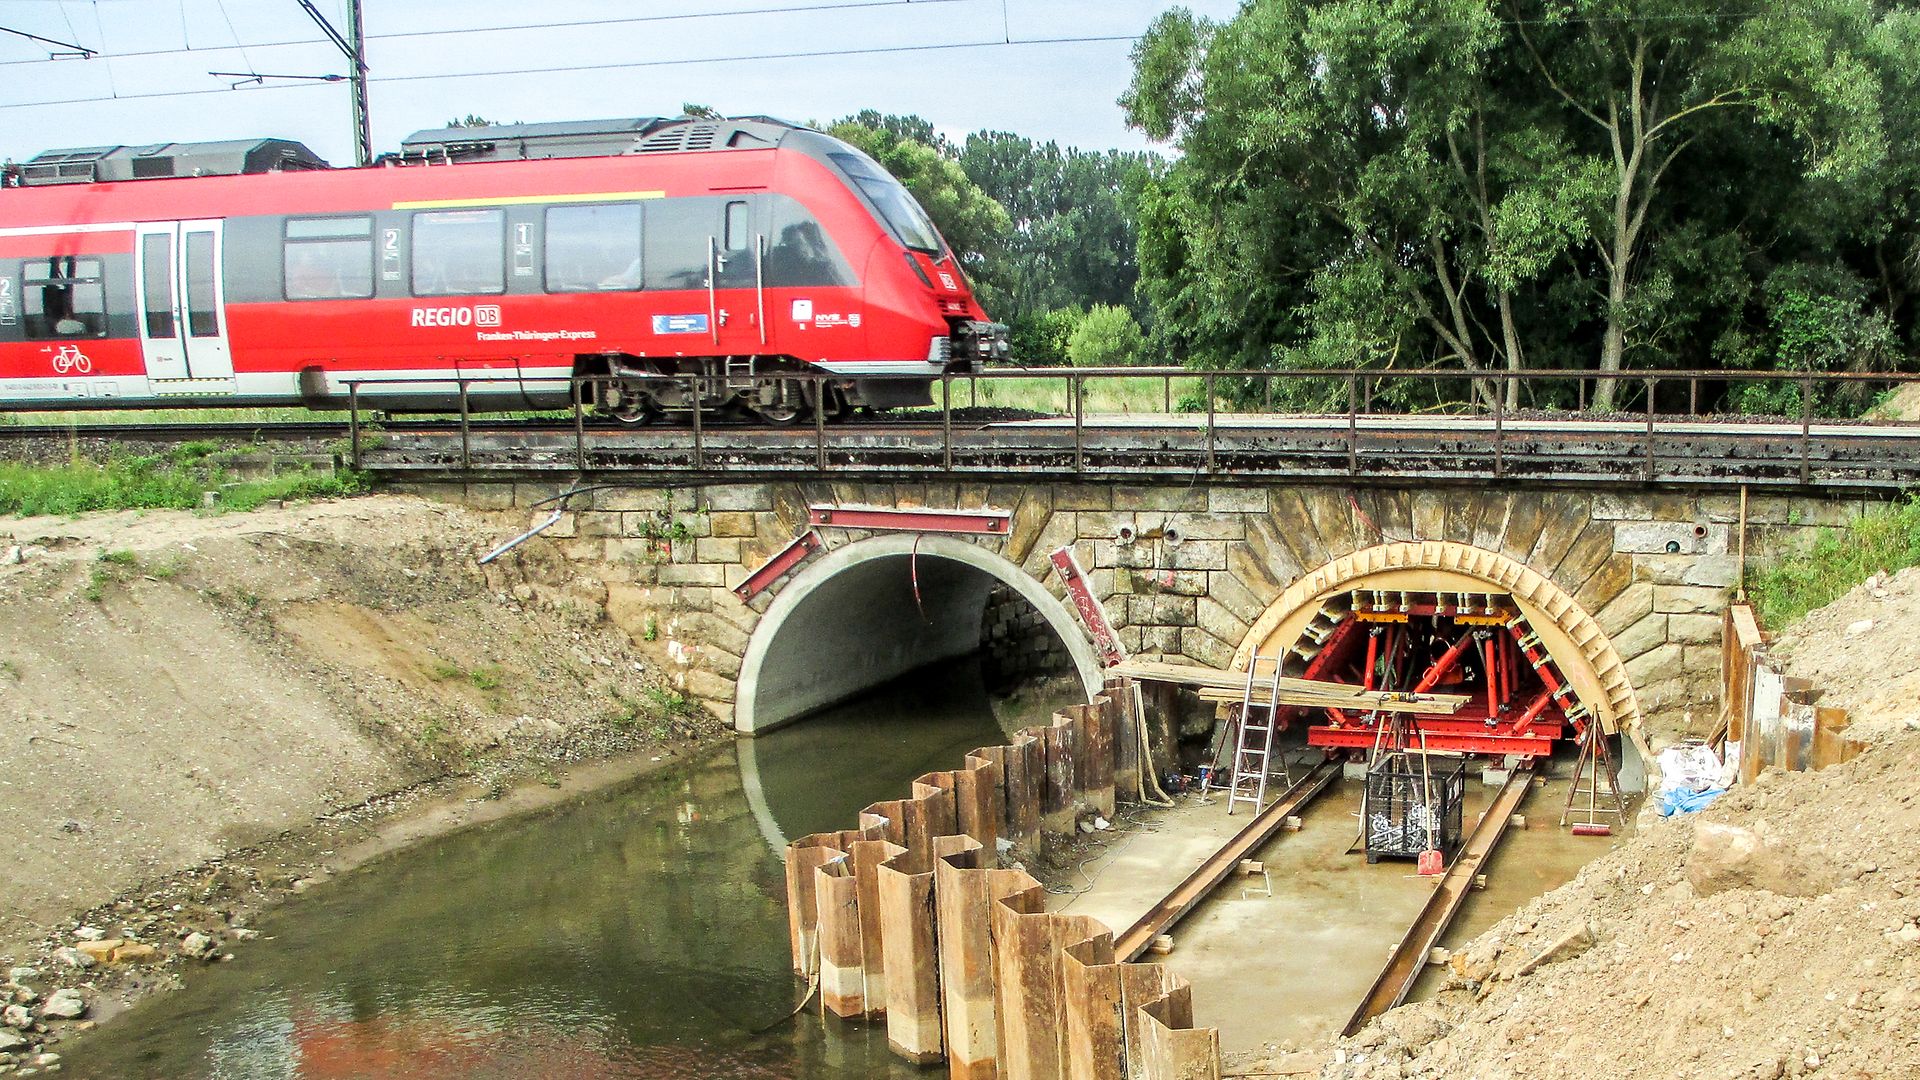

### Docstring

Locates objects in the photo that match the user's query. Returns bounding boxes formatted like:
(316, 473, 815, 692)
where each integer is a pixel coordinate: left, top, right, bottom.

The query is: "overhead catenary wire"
(0, 32, 1140, 111)
(0, 0, 984, 69)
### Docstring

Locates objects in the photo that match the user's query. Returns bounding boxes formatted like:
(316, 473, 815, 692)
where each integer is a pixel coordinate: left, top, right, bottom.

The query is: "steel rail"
(1113, 760, 1340, 962)
(1341, 760, 1536, 1036)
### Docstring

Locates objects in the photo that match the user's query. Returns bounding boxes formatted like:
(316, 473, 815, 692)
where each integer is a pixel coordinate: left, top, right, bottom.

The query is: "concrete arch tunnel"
(734, 533, 1107, 735)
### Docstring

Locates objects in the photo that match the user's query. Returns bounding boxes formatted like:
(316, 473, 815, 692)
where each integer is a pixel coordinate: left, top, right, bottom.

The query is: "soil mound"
(0, 495, 710, 955)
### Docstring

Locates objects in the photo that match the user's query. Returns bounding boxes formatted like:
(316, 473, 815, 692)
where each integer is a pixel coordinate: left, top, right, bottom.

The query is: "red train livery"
(0, 116, 1009, 422)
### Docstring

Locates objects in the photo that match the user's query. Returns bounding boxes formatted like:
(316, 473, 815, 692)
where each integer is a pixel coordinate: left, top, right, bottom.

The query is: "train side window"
(284, 216, 374, 301)
(21, 256, 106, 339)
(412, 209, 505, 297)
(544, 203, 642, 292)
(642, 200, 712, 291)
(763, 196, 855, 288)
(184, 231, 219, 338)
(141, 235, 175, 337)
(724, 201, 750, 253)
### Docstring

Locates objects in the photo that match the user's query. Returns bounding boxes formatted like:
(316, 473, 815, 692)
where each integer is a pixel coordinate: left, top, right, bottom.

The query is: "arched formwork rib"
(1234, 541, 1639, 736)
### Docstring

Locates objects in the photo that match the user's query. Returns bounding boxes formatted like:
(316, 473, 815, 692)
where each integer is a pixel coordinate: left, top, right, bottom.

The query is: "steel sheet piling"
(780, 678, 1223, 1077)
(1106, 677, 1142, 802)
(991, 889, 1066, 1080)
(1061, 928, 1126, 1080)
(815, 858, 866, 1018)
(877, 850, 945, 1063)
(1041, 723, 1078, 836)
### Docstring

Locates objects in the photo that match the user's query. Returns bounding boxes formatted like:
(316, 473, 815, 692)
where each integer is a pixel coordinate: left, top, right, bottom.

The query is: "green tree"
(1509, 0, 1887, 406)
(1066, 304, 1147, 366)
(1122, 0, 1903, 411)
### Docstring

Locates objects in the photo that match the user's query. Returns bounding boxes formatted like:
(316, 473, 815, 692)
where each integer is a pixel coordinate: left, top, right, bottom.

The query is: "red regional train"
(0, 116, 1009, 423)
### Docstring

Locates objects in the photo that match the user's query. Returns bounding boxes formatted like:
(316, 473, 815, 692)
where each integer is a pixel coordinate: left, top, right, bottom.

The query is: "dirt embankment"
(1249, 570, 1920, 1080)
(0, 495, 722, 1053)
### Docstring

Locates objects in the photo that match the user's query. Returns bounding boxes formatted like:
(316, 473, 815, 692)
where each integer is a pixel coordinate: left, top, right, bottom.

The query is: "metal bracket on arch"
(807, 504, 1011, 535)
(734, 529, 824, 601)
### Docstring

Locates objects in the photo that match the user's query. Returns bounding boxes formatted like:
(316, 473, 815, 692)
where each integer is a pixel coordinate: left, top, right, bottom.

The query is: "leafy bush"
(1066, 304, 1147, 367)
(1750, 496, 1920, 626)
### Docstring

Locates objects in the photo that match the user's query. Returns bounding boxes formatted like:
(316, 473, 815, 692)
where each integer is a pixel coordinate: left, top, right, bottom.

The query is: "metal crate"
(1364, 753, 1465, 863)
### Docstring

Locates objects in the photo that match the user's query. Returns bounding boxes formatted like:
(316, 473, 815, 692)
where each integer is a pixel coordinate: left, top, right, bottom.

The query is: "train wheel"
(752, 400, 809, 426)
(752, 380, 811, 426)
(607, 393, 660, 426)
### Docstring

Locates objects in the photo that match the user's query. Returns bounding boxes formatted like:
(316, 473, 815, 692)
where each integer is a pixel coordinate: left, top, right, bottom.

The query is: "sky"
(0, 0, 1244, 165)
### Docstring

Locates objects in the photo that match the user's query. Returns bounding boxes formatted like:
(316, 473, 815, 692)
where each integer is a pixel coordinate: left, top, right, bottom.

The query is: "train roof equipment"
(392, 116, 805, 165)
(14, 138, 329, 186)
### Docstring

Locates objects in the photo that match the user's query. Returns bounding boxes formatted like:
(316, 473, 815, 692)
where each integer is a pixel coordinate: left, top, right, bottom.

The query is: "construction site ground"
(1059, 760, 1623, 1054)
(1273, 567, 1920, 1080)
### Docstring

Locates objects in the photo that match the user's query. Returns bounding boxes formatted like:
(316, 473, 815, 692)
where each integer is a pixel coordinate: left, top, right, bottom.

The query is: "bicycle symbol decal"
(45, 345, 93, 375)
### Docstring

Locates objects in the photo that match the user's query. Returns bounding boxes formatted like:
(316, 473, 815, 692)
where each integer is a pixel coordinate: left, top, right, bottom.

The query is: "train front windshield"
(829, 151, 945, 257)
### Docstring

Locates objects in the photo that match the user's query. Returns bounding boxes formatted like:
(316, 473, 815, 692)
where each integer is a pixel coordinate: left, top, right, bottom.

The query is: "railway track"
(5, 410, 1919, 490)
(1343, 762, 1537, 1035)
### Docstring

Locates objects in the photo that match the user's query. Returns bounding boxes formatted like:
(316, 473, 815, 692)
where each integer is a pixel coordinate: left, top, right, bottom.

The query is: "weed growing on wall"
(1750, 496, 1920, 625)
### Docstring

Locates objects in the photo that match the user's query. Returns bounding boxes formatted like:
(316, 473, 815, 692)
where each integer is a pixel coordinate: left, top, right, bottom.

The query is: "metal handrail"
(333, 365, 1920, 482)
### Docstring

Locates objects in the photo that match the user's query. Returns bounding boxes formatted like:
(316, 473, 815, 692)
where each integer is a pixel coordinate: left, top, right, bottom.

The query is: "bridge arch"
(735, 533, 1105, 734)
(1234, 541, 1641, 736)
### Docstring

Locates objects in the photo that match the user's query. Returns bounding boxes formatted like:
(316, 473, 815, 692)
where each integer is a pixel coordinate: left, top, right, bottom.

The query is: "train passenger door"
(711, 198, 763, 353)
(135, 219, 234, 384)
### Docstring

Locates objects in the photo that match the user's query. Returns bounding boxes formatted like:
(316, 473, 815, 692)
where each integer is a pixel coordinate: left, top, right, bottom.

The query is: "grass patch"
(147, 553, 189, 580)
(0, 455, 366, 517)
(1749, 496, 1920, 626)
(97, 548, 138, 567)
(916, 373, 1210, 416)
(428, 661, 503, 692)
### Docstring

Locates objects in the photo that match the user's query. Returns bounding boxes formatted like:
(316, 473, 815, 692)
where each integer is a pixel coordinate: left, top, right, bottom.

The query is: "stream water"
(57, 665, 1013, 1080)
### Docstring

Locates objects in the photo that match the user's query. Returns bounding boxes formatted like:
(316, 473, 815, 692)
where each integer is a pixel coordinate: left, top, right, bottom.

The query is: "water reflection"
(58, 665, 1010, 1079)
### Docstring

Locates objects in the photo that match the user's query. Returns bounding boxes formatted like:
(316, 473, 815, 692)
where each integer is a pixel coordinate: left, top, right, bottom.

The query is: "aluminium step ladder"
(1560, 717, 1628, 835)
(1226, 652, 1293, 815)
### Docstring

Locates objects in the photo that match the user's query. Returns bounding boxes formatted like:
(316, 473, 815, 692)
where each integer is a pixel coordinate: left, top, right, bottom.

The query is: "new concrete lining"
(735, 533, 1105, 734)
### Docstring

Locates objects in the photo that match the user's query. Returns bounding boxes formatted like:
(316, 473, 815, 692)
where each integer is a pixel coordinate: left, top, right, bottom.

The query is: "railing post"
(1643, 376, 1657, 483)
(1493, 377, 1505, 478)
(458, 378, 471, 473)
(348, 382, 361, 470)
(690, 373, 705, 471)
(942, 374, 953, 473)
(572, 377, 587, 472)
(1800, 373, 1814, 486)
(1689, 377, 1699, 417)
(1347, 372, 1359, 477)
(1204, 373, 1216, 473)
(1072, 370, 1084, 474)
(814, 373, 827, 472)
(1165, 373, 1172, 414)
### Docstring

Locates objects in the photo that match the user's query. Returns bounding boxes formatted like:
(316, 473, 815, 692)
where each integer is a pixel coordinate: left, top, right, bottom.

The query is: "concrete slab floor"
(1058, 765, 1630, 1053)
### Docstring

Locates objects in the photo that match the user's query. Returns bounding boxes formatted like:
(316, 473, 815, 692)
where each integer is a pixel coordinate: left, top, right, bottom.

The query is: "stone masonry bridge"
(403, 475, 1877, 756)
